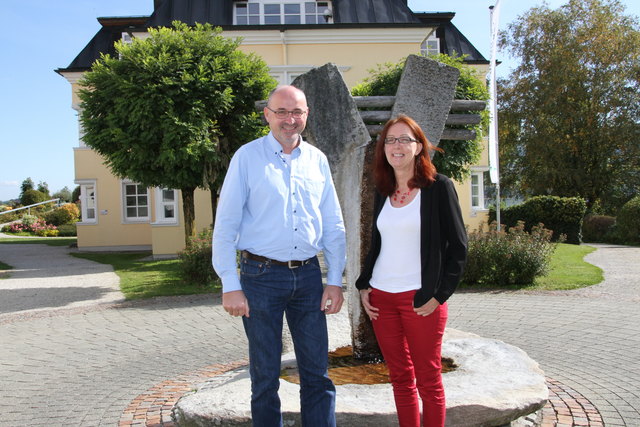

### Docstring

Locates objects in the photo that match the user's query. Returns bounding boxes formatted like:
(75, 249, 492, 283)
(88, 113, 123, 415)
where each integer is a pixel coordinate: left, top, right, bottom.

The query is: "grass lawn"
(0, 260, 12, 279)
(532, 243, 603, 290)
(70, 252, 220, 300)
(460, 243, 603, 291)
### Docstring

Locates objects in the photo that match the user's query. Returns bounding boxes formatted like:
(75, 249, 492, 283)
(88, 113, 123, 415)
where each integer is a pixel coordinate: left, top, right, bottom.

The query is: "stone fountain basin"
(172, 329, 548, 427)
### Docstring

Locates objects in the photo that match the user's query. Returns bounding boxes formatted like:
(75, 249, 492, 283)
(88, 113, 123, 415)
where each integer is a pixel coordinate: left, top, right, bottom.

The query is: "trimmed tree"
(79, 21, 276, 245)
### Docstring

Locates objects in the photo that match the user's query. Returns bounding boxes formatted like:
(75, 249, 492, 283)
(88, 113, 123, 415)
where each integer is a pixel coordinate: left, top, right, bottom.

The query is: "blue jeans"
(240, 256, 336, 427)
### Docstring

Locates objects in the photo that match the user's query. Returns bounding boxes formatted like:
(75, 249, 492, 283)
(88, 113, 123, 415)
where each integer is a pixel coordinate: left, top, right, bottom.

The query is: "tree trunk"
(181, 187, 196, 247)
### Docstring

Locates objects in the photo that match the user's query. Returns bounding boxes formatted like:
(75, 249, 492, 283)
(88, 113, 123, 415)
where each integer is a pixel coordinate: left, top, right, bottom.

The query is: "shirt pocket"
(302, 175, 326, 206)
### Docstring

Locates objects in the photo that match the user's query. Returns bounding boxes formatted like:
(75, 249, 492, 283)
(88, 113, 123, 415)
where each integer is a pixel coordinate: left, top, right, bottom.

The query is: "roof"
(56, 0, 487, 74)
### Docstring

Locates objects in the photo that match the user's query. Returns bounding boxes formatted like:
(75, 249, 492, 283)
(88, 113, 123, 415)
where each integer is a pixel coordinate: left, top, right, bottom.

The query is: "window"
(122, 182, 150, 222)
(304, 1, 331, 24)
(78, 182, 97, 223)
(471, 170, 491, 210)
(234, 1, 332, 25)
(235, 2, 260, 24)
(420, 32, 440, 56)
(153, 188, 178, 224)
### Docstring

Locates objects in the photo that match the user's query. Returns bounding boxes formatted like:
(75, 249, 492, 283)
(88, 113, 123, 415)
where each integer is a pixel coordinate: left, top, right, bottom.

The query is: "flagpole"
(489, 2, 502, 231)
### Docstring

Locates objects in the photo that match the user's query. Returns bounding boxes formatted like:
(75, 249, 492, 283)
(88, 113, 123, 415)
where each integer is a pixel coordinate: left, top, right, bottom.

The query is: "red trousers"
(370, 288, 448, 427)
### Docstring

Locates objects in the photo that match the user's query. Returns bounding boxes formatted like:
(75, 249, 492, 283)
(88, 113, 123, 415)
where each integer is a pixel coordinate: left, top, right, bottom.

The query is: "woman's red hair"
(373, 114, 442, 196)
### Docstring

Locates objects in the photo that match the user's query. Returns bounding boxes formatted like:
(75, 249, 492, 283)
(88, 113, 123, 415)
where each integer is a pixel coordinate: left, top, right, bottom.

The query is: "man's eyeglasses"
(384, 136, 418, 145)
(266, 106, 307, 119)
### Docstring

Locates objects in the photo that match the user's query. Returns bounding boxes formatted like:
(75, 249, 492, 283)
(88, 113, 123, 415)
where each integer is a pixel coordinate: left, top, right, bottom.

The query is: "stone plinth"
(172, 329, 548, 427)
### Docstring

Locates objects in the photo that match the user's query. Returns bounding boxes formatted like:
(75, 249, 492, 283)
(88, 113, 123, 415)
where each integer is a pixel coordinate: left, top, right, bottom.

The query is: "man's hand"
(222, 290, 250, 318)
(321, 285, 344, 314)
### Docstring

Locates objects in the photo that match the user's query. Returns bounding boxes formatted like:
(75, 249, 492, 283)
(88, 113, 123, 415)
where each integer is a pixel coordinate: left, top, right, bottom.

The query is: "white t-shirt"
(369, 192, 422, 293)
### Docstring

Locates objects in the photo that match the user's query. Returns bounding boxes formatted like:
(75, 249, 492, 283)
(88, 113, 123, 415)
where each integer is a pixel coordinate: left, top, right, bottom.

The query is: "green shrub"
(490, 196, 586, 244)
(178, 228, 218, 286)
(56, 223, 77, 237)
(582, 215, 616, 243)
(21, 189, 49, 206)
(463, 221, 562, 287)
(41, 203, 80, 226)
(616, 196, 640, 244)
(20, 215, 39, 228)
(0, 209, 21, 223)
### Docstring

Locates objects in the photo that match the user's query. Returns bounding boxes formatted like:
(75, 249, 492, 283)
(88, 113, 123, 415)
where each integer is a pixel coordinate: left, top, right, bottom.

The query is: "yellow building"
(56, 0, 490, 256)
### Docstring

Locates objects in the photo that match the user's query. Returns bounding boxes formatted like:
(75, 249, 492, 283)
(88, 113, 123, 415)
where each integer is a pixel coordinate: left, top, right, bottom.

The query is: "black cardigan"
(355, 174, 468, 307)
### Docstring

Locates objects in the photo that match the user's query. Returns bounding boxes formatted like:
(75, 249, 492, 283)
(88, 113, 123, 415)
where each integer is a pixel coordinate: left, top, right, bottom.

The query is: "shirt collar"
(265, 131, 308, 155)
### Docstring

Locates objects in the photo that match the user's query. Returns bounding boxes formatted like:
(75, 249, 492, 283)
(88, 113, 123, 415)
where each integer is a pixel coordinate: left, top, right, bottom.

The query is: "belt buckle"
(287, 260, 300, 269)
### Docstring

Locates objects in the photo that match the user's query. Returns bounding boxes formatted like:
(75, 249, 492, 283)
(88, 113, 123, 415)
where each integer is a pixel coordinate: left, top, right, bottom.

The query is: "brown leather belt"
(242, 251, 312, 269)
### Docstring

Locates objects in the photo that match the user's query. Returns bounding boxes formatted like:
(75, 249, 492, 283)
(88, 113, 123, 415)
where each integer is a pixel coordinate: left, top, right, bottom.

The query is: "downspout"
(280, 29, 288, 66)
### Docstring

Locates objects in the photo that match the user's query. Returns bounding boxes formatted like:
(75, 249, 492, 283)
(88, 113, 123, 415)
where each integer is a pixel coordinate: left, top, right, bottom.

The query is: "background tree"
(52, 186, 72, 203)
(37, 181, 50, 197)
(79, 22, 275, 244)
(498, 0, 640, 212)
(19, 177, 34, 201)
(352, 53, 488, 182)
(71, 186, 81, 204)
(21, 189, 48, 206)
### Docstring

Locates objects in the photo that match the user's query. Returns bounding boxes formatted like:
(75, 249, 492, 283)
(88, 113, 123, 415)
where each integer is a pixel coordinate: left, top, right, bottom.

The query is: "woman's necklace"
(393, 188, 413, 204)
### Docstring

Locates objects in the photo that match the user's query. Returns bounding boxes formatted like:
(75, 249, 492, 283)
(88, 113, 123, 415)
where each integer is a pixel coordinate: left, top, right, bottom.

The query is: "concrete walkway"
(0, 242, 638, 426)
(0, 243, 123, 322)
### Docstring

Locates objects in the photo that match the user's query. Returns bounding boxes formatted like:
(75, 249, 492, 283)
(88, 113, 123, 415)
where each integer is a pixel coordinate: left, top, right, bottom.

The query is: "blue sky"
(1, 0, 638, 202)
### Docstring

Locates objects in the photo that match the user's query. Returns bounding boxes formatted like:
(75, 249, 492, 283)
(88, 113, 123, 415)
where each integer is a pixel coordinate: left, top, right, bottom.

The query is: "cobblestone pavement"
(0, 243, 638, 426)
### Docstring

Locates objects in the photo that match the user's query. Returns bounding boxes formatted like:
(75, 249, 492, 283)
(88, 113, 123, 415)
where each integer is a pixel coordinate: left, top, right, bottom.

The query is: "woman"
(356, 114, 467, 427)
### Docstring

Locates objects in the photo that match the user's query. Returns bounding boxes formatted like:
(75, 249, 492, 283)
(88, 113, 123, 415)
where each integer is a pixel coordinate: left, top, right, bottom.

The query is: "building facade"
(56, 0, 490, 256)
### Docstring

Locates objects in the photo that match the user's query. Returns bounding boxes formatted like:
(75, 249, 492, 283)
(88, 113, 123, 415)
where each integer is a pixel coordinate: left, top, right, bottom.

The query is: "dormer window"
(420, 32, 440, 56)
(234, 1, 333, 25)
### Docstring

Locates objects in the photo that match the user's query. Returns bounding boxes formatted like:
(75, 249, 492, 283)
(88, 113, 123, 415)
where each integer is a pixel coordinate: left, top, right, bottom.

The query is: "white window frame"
(76, 180, 97, 224)
(152, 188, 179, 225)
(234, 1, 333, 25)
(470, 168, 489, 211)
(268, 65, 349, 85)
(121, 181, 150, 223)
(420, 32, 440, 56)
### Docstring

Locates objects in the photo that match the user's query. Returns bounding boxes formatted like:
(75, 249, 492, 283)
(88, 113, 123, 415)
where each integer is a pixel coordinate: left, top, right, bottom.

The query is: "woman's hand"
(359, 289, 379, 321)
(414, 297, 439, 317)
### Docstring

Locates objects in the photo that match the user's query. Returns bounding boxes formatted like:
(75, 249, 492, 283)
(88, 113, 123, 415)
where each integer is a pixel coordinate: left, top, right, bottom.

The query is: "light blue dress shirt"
(212, 132, 346, 293)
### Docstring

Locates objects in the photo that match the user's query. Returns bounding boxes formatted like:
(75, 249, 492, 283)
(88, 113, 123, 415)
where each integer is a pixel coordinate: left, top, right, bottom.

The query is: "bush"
(2, 216, 59, 237)
(21, 189, 49, 206)
(178, 228, 217, 286)
(616, 196, 640, 244)
(490, 196, 586, 244)
(56, 223, 77, 237)
(41, 203, 80, 226)
(582, 215, 616, 243)
(0, 208, 21, 223)
(463, 221, 562, 287)
(20, 215, 39, 228)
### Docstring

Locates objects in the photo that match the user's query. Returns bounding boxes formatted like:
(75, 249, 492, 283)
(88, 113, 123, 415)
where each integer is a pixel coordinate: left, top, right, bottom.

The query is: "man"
(212, 85, 346, 426)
